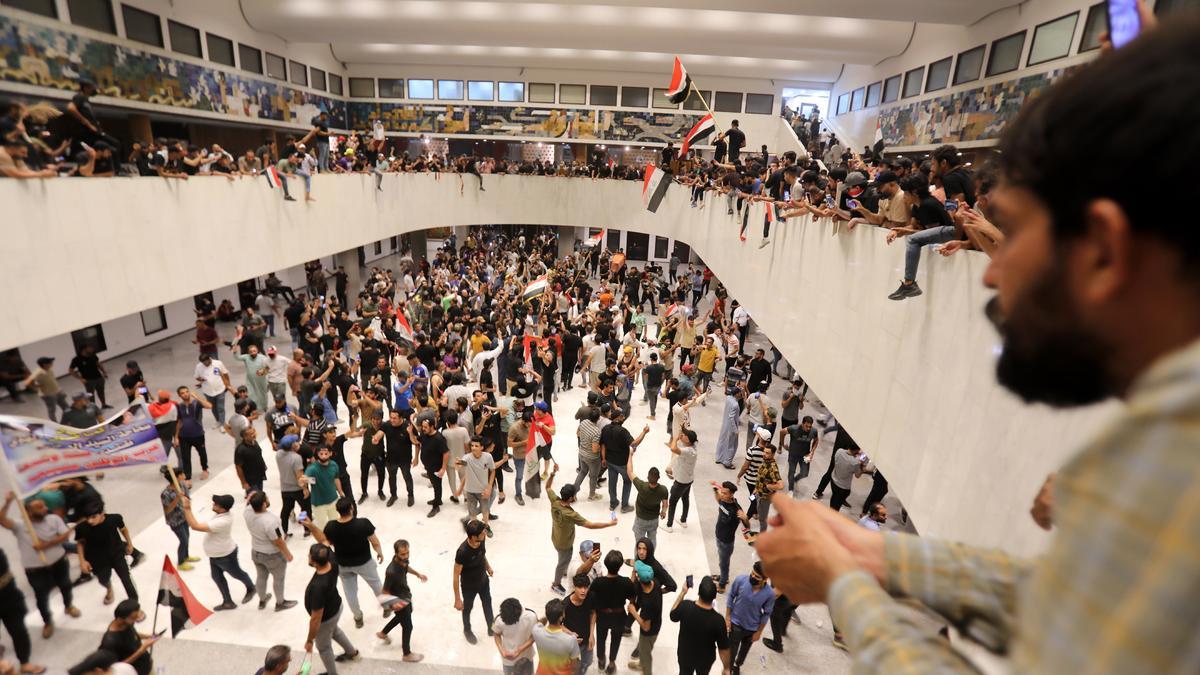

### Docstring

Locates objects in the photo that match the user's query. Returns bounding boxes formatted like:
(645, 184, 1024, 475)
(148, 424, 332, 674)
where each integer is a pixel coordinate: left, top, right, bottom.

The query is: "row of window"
(835, 3, 1108, 116)
(348, 78, 775, 113)
(2, 0, 347, 95)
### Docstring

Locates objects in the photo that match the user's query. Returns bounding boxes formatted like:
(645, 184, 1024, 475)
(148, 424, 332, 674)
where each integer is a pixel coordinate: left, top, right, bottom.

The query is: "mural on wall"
(878, 66, 1081, 147)
(0, 14, 346, 127)
(347, 102, 704, 143)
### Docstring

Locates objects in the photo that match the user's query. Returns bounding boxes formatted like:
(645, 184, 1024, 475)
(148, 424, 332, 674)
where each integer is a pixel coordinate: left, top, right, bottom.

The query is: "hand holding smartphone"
(1107, 0, 1142, 49)
(686, 574, 694, 589)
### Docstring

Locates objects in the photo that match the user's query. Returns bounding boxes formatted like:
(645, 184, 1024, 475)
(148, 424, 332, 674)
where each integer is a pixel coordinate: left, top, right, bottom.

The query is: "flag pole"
(149, 556, 163, 654)
(1, 459, 48, 565)
(687, 79, 723, 134)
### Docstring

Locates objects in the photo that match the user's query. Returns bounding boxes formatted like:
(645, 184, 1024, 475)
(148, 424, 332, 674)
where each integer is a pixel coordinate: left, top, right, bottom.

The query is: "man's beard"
(987, 262, 1113, 407)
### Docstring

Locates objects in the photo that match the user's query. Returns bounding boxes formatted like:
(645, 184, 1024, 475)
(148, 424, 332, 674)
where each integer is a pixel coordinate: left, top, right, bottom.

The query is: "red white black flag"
(643, 164, 670, 213)
(157, 556, 212, 636)
(666, 57, 691, 104)
(678, 114, 716, 158)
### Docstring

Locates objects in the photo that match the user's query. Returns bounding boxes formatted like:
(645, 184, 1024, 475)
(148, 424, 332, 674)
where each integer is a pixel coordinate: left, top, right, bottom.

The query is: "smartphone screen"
(944, 199, 959, 212)
(610, 510, 617, 520)
(847, 199, 860, 209)
(297, 511, 309, 523)
(686, 574, 694, 588)
(1107, 0, 1141, 49)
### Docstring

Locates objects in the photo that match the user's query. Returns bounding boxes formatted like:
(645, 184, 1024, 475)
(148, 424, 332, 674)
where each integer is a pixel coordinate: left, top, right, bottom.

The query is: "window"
(140, 306, 166, 335)
(408, 79, 434, 99)
(529, 83, 555, 103)
(167, 20, 201, 57)
(378, 78, 404, 98)
(745, 93, 774, 114)
(265, 52, 286, 80)
(953, 45, 986, 85)
(654, 236, 669, 259)
(498, 81, 524, 102)
(1028, 12, 1079, 66)
(865, 82, 882, 108)
(206, 34, 234, 66)
(652, 88, 678, 109)
(68, 0, 116, 34)
(683, 89, 711, 111)
(622, 87, 649, 107)
(437, 80, 463, 100)
(590, 85, 617, 106)
(329, 74, 344, 96)
(836, 93, 850, 115)
(849, 87, 865, 111)
(1080, 3, 1107, 53)
(987, 31, 1026, 77)
(714, 91, 743, 113)
(70, 324, 107, 354)
(289, 61, 308, 86)
(468, 80, 494, 101)
(349, 77, 376, 98)
(559, 84, 586, 104)
(902, 66, 925, 98)
(121, 4, 161, 47)
(925, 57, 952, 92)
(1, 0, 58, 19)
(374, 241, 382, 256)
(882, 74, 902, 103)
(238, 43, 262, 74)
(310, 67, 326, 91)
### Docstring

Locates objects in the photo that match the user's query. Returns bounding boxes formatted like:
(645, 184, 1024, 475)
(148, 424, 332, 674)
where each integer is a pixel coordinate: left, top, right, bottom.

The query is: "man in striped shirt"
(757, 16, 1200, 674)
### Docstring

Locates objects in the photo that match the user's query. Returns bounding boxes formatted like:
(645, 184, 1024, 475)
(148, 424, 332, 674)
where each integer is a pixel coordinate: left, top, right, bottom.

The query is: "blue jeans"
(206, 392, 226, 425)
(317, 143, 330, 171)
(263, 315, 275, 337)
(170, 522, 190, 564)
(716, 538, 734, 587)
(513, 457, 526, 498)
(210, 548, 254, 604)
(904, 226, 957, 282)
(578, 647, 594, 674)
(607, 463, 632, 510)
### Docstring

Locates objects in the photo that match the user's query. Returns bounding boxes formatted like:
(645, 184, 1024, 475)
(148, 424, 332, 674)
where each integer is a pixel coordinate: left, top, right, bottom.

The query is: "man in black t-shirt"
(599, 412, 649, 513)
(305, 498, 384, 629)
(589, 550, 637, 671)
(75, 506, 138, 603)
(119, 360, 145, 403)
(304, 544, 359, 673)
(311, 112, 331, 171)
(643, 353, 666, 419)
(234, 427, 269, 494)
(69, 344, 109, 408)
(886, 173, 958, 301)
(453, 520, 494, 643)
(383, 409, 417, 506)
(563, 574, 597, 671)
(417, 418, 450, 517)
(711, 481, 749, 592)
(669, 576, 731, 675)
(100, 600, 158, 675)
(725, 120, 746, 163)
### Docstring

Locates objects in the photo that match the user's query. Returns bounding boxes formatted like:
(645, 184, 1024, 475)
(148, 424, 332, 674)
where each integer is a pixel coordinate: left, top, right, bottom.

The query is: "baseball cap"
(535, 401, 550, 412)
(845, 171, 868, 197)
(71, 392, 90, 401)
(875, 170, 899, 186)
(755, 427, 772, 441)
(278, 434, 300, 449)
(579, 540, 596, 555)
(266, 346, 277, 355)
(212, 494, 235, 510)
(126, 360, 139, 369)
(634, 560, 654, 582)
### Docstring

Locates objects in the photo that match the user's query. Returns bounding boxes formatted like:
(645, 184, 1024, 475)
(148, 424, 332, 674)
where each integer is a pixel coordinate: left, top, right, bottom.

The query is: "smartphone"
(610, 510, 617, 520)
(824, 195, 835, 208)
(1107, 0, 1141, 49)
(686, 574, 694, 589)
(846, 199, 860, 209)
(154, 628, 167, 638)
(944, 199, 959, 212)
(297, 511, 309, 523)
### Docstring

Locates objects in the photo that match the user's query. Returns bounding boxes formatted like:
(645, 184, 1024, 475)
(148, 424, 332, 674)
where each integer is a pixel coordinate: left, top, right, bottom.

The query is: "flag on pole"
(678, 114, 716, 158)
(157, 556, 212, 636)
(264, 165, 283, 189)
(522, 276, 550, 303)
(393, 309, 414, 347)
(582, 230, 605, 248)
(527, 409, 555, 457)
(666, 57, 692, 105)
(765, 201, 778, 225)
(642, 164, 670, 213)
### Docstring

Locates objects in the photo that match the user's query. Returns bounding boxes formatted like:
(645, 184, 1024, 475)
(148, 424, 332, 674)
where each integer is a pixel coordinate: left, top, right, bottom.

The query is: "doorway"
(626, 232, 649, 261)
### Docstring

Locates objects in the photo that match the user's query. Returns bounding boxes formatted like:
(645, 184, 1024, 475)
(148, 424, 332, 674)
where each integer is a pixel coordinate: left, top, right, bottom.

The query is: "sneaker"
(407, 494, 415, 507)
(213, 602, 237, 611)
(763, 638, 783, 653)
(185, 556, 201, 563)
(258, 593, 273, 610)
(427, 506, 440, 518)
(450, 495, 460, 504)
(758, 238, 771, 249)
(387, 496, 397, 507)
(620, 505, 634, 514)
(660, 524, 674, 533)
(355, 615, 365, 629)
(550, 583, 566, 596)
(334, 650, 361, 662)
(284, 196, 297, 202)
(628, 660, 642, 671)
(275, 600, 298, 611)
(832, 635, 848, 651)
(588, 494, 603, 501)
(178, 562, 194, 571)
(465, 630, 478, 645)
(241, 588, 257, 605)
(402, 653, 424, 662)
(515, 495, 525, 506)
(887, 281, 922, 300)
(680, 521, 688, 529)
(359, 494, 369, 505)
(811, 492, 822, 500)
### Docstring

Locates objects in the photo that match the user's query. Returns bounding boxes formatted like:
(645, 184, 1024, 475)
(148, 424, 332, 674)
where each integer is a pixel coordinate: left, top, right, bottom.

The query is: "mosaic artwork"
(878, 67, 1082, 147)
(347, 102, 704, 143)
(0, 14, 346, 127)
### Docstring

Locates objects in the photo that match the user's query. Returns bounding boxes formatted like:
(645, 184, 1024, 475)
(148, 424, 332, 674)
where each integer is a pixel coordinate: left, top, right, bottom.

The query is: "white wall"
(4, 174, 1117, 557)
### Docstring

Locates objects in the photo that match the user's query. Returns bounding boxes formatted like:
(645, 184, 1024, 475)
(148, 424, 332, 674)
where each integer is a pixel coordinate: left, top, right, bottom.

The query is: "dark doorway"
(626, 232, 649, 261)
(672, 241, 691, 263)
(236, 279, 259, 310)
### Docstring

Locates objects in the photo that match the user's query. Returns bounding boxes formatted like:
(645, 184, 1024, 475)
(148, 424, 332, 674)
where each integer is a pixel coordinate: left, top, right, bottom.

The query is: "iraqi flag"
(765, 201, 778, 225)
(678, 114, 716, 158)
(527, 409, 555, 457)
(157, 556, 212, 636)
(522, 276, 549, 303)
(583, 230, 604, 248)
(666, 57, 692, 105)
(264, 165, 283, 189)
(643, 164, 669, 214)
(393, 309, 415, 347)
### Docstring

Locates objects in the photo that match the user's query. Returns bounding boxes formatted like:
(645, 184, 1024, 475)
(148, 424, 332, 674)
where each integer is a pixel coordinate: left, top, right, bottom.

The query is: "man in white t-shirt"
(263, 347, 291, 404)
(1, 493, 80, 638)
(181, 494, 256, 611)
(663, 429, 699, 532)
(255, 292, 279, 337)
(243, 491, 298, 611)
(194, 354, 232, 425)
(732, 302, 751, 354)
(492, 598, 538, 672)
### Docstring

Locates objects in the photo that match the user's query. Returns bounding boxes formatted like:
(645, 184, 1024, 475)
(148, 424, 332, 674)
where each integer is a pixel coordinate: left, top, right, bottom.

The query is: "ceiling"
(241, 0, 1019, 83)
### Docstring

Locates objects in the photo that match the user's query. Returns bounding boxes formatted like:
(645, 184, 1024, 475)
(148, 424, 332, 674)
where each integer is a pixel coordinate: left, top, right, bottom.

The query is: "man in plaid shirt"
(758, 14, 1200, 674)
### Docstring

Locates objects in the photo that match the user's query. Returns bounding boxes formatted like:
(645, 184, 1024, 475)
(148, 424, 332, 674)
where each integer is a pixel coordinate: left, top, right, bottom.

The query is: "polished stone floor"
(0, 268, 914, 674)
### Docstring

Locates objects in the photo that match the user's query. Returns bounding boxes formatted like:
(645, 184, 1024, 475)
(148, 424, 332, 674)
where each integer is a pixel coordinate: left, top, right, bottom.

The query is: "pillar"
(558, 226, 581, 258)
(334, 249, 362, 297)
(128, 113, 152, 145)
(409, 230, 428, 264)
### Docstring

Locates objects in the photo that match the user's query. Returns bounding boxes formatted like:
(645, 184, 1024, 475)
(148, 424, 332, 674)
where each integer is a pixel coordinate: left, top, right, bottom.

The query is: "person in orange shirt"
(610, 249, 627, 285)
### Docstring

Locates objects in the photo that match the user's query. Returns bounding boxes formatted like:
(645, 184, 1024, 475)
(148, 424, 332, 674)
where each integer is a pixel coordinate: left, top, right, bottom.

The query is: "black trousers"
(596, 612, 626, 663)
(178, 435, 208, 479)
(92, 555, 137, 600)
(862, 471, 889, 514)
(424, 462, 443, 505)
(815, 453, 836, 496)
(830, 484, 852, 512)
(678, 655, 716, 675)
(279, 489, 311, 534)
(461, 581, 493, 633)
(27, 557, 73, 624)
(561, 357, 578, 388)
(667, 480, 692, 526)
(381, 602, 414, 654)
(361, 455, 385, 495)
(388, 461, 414, 497)
(769, 594, 796, 643)
(0, 585, 32, 664)
(728, 623, 756, 667)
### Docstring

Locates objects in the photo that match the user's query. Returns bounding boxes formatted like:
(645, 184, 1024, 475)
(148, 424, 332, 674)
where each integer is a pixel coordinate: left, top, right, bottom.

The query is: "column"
(128, 113, 152, 145)
(334, 249, 362, 299)
(558, 227, 581, 259)
(409, 230, 428, 264)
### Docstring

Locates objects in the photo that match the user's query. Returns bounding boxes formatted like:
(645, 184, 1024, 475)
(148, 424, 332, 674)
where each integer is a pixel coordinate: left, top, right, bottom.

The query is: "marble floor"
(0, 286, 914, 674)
